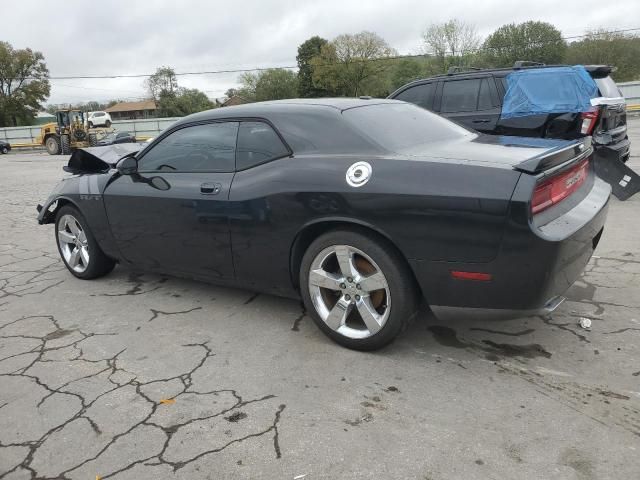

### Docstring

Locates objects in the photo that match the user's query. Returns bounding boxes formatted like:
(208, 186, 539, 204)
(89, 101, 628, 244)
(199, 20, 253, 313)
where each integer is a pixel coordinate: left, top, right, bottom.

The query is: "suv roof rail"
(446, 66, 482, 75)
(513, 61, 546, 69)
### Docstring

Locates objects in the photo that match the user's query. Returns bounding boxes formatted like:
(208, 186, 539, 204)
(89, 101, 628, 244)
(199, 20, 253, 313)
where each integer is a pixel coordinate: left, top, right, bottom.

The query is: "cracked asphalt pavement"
(1, 119, 639, 479)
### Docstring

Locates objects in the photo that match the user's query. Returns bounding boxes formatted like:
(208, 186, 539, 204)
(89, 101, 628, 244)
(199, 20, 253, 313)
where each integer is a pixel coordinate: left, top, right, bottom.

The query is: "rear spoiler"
(584, 65, 613, 79)
(514, 137, 593, 174)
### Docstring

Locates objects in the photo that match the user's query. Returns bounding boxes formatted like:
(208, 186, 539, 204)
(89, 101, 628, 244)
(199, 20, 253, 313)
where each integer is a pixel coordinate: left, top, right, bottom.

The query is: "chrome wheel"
(308, 245, 390, 339)
(57, 214, 90, 273)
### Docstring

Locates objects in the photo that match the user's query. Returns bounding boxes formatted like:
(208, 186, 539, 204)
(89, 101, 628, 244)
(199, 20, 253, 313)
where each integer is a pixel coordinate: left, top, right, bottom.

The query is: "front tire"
(55, 205, 116, 279)
(1, 147, 8, 154)
(105, 120, 112, 128)
(300, 229, 419, 350)
(45, 136, 61, 155)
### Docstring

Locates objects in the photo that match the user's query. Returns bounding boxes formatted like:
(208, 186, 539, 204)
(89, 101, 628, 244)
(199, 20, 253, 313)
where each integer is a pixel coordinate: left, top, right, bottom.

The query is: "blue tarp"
(501, 66, 598, 119)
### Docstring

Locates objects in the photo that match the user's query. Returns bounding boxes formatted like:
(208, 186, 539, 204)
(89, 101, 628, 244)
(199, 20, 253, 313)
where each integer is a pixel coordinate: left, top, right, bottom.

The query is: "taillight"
(580, 108, 599, 135)
(531, 159, 590, 215)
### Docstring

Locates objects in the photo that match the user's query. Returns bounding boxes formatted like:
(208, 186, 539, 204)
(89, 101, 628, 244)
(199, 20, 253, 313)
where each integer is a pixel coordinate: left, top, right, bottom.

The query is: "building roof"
(221, 95, 250, 107)
(105, 100, 157, 113)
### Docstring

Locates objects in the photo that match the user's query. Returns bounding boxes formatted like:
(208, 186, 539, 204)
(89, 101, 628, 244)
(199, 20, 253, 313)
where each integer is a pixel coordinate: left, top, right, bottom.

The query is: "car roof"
(392, 64, 613, 92)
(174, 98, 403, 125)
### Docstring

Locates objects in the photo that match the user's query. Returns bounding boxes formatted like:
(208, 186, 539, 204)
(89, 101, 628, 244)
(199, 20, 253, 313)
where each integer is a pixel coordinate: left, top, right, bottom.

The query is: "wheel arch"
(43, 132, 59, 144)
(289, 218, 421, 297)
(38, 196, 80, 224)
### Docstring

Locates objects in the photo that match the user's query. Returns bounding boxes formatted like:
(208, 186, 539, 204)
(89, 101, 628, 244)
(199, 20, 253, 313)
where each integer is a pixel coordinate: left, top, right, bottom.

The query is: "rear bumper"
(595, 137, 630, 163)
(410, 176, 610, 319)
(431, 295, 565, 322)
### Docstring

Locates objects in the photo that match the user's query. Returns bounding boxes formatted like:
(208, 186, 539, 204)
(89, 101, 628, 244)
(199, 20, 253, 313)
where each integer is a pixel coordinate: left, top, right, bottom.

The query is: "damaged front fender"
(37, 144, 141, 224)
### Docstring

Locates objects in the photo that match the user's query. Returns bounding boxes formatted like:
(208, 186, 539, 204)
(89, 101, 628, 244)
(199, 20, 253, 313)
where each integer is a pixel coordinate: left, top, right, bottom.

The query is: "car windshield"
(343, 103, 473, 154)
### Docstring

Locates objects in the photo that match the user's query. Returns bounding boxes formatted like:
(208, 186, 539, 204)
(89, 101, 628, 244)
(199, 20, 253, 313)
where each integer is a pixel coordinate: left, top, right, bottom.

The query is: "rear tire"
(88, 133, 98, 147)
(1, 147, 8, 154)
(105, 120, 112, 128)
(61, 135, 71, 155)
(55, 205, 116, 280)
(45, 136, 61, 155)
(300, 228, 419, 350)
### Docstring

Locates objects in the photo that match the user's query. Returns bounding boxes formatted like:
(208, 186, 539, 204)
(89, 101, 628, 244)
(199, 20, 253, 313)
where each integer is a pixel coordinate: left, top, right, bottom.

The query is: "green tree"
(157, 87, 214, 117)
(390, 58, 425, 90)
(0, 41, 50, 127)
(422, 19, 480, 72)
(237, 68, 298, 102)
(297, 36, 329, 97)
(311, 31, 397, 97)
(566, 30, 640, 82)
(145, 66, 178, 100)
(224, 88, 238, 98)
(482, 21, 566, 68)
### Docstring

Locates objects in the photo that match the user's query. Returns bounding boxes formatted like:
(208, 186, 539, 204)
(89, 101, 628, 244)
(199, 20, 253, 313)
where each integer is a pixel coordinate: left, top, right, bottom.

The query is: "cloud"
(4, 0, 638, 103)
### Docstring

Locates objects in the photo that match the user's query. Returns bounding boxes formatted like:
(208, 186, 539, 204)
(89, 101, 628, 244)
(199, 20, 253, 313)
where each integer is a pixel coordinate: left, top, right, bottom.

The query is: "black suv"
(389, 62, 630, 163)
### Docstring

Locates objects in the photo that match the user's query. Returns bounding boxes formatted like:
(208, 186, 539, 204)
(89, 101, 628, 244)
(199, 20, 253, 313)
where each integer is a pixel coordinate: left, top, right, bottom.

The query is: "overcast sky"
(4, 0, 639, 105)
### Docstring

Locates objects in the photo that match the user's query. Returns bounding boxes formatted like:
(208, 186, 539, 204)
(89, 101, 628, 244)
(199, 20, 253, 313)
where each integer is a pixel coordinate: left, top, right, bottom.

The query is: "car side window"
(138, 122, 239, 173)
(440, 79, 482, 113)
(394, 83, 435, 110)
(236, 121, 289, 170)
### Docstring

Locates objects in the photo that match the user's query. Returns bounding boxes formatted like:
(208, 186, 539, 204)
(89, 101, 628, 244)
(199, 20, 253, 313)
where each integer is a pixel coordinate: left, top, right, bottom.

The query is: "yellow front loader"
(36, 110, 106, 155)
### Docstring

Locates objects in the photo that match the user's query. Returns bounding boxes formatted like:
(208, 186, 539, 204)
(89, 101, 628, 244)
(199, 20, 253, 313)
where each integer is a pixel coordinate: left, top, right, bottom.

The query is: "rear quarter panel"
(228, 154, 521, 296)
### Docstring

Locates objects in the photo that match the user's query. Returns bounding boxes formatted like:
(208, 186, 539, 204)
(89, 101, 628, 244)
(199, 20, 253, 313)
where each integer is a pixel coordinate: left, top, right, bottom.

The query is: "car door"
(437, 77, 501, 133)
(103, 121, 239, 280)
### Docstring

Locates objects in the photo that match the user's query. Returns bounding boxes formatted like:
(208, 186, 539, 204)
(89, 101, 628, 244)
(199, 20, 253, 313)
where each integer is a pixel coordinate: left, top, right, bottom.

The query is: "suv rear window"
(344, 103, 472, 153)
(595, 77, 622, 98)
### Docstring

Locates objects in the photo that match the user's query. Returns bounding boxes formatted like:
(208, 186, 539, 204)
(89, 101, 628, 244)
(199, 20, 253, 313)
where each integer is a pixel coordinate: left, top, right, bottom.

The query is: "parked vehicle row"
(38, 98, 610, 350)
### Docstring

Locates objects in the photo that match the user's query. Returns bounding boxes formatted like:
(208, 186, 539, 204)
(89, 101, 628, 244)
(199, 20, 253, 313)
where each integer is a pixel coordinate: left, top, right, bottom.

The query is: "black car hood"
(64, 144, 141, 174)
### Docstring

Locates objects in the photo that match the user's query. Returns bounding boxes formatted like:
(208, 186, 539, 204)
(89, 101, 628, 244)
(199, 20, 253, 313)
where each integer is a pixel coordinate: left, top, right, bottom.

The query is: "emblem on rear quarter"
(346, 162, 372, 187)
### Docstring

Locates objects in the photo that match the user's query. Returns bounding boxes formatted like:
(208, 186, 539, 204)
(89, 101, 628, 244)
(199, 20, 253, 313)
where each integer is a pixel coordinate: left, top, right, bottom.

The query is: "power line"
(14, 26, 640, 81)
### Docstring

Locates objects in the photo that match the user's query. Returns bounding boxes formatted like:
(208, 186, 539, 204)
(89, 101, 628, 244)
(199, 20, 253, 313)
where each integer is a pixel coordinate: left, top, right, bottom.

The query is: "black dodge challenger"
(37, 98, 610, 350)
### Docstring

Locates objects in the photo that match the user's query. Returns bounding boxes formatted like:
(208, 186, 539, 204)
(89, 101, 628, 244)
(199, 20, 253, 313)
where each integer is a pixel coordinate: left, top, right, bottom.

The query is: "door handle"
(472, 119, 490, 123)
(200, 183, 222, 195)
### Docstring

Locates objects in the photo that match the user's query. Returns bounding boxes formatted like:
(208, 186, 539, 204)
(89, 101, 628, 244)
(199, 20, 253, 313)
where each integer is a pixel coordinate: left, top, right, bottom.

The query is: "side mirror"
(117, 155, 138, 175)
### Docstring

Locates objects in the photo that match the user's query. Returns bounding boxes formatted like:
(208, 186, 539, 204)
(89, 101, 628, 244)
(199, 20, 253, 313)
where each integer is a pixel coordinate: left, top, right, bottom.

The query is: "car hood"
(64, 144, 141, 174)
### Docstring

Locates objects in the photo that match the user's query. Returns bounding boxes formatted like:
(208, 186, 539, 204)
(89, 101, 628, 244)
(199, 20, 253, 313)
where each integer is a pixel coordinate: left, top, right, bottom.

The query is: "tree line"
(236, 21, 640, 102)
(1, 20, 639, 127)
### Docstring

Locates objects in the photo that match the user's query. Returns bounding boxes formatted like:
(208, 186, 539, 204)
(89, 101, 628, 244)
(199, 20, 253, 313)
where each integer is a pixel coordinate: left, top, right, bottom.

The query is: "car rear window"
(595, 77, 622, 98)
(343, 103, 473, 153)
